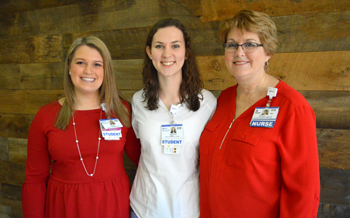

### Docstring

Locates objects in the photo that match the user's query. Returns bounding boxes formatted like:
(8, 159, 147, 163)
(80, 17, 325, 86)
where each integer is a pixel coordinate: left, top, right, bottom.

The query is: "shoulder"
(132, 89, 145, 103)
(217, 85, 236, 102)
(277, 81, 310, 108)
(38, 100, 61, 114)
(200, 89, 216, 103)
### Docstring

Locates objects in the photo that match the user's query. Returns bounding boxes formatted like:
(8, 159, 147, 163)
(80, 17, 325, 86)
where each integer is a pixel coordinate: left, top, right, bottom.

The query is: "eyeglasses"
(223, 42, 263, 53)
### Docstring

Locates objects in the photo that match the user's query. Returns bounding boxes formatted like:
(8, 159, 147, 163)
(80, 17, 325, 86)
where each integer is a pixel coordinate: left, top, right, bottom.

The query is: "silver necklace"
(72, 110, 102, 177)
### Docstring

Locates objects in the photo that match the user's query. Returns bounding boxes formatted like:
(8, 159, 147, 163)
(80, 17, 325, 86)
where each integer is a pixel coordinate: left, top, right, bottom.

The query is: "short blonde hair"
(219, 10, 278, 56)
(55, 36, 130, 129)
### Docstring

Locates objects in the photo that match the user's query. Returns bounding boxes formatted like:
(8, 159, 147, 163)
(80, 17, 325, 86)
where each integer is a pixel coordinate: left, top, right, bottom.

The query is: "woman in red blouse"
(22, 36, 140, 218)
(200, 10, 320, 218)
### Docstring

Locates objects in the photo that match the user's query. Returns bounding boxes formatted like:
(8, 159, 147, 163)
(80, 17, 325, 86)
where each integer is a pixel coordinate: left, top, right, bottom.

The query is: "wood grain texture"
(8, 138, 27, 167)
(1, 183, 22, 218)
(199, 52, 350, 91)
(0, 161, 25, 186)
(318, 129, 350, 170)
(301, 91, 350, 129)
(318, 203, 350, 218)
(320, 167, 350, 206)
(201, 0, 350, 21)
(0, 114, 34, 139)
(1, 11, 350, 64)
(0, 0, 160, 39)
(0, 138, 9, 161)
(0, 90, 64, 115)
(0, 0, 80, 14)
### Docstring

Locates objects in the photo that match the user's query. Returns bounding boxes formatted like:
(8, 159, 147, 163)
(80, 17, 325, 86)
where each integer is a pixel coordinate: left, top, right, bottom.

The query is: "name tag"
(250, 107, 279, 128)
(99, 118, 123, 140)
(161, 124, 184, 154)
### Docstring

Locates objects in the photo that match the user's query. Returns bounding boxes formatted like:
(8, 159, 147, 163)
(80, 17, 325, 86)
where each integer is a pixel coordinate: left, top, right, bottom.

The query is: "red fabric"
(22, 100, 141, 218)
(200, 81, 320, 218)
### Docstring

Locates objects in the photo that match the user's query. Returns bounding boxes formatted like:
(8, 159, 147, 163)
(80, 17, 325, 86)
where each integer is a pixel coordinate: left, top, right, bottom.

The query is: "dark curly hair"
(142, 18, 203, 111)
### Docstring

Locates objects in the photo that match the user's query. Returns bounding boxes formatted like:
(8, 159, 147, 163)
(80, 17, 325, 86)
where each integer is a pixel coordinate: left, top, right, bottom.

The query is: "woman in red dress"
(22, 36, 140, 218)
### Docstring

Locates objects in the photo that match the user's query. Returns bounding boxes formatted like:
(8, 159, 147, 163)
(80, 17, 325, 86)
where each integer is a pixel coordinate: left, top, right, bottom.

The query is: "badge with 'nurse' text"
(250, 107, 279, 128)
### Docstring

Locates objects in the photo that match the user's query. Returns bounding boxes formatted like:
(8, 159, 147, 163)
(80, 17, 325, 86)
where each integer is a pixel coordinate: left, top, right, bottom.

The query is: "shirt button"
(242, 135, 246, 139)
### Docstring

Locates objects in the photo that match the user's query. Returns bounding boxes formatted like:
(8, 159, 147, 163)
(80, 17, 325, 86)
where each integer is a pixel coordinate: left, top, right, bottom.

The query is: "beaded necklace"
(72, 109, 102, 177)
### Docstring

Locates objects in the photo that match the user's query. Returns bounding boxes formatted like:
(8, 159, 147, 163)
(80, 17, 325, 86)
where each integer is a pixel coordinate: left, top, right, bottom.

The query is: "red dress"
(22, 101, 141, 218)
(200, 81, 320, 218)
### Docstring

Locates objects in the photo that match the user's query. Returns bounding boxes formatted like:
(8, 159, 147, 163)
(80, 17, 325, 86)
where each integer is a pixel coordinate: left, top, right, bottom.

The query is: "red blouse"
(22, 100, 141, 218)
(200, 81, 320, 218)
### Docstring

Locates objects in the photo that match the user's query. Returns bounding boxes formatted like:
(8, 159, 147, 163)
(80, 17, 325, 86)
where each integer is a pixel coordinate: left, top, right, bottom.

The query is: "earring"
(149, 56, 152, 60)
(69, 71, 71, 75)
(264, 61, 269, 67)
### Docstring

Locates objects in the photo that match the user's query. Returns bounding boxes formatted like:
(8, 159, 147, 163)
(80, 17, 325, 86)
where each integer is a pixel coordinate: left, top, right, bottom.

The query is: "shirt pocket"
(200, 121, 220, 156)
(224, 131, 262, 171)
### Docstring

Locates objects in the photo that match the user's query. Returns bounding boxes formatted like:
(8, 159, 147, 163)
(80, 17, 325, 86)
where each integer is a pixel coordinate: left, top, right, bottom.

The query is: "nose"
(83, 64, 93, 74)
(235, 45, 245, 57)
(162, 47, 171, 58)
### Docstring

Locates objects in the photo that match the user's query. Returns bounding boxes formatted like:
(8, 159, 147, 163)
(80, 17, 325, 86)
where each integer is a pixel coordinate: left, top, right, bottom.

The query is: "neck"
(158, 75, 182, 110)
(74, 92, 101, 110)
(236, 73, 278, 100)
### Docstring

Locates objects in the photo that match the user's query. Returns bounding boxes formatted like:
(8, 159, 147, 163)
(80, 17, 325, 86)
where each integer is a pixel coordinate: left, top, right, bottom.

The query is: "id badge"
(161, 124, 184, 154)
(99, 118, 123, 140)
(250, 107, 279, 128)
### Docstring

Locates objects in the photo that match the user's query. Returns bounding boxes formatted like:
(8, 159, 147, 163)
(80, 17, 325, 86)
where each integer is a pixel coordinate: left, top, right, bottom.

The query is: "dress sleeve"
(124, 97, 141, 166)
(22, 109, 51, 218)
(124, 124, 141, 166)
(278, 105, 320, 218)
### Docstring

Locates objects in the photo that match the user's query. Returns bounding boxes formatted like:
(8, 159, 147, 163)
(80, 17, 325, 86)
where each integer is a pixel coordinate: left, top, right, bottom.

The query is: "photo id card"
(250, 107, 279, 128)
(99, 118, 123, 140)
(161, 124, 184, 154)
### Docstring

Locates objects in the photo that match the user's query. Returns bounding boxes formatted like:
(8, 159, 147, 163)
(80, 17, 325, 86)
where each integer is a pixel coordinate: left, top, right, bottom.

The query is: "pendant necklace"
(72, 109, 102, 177)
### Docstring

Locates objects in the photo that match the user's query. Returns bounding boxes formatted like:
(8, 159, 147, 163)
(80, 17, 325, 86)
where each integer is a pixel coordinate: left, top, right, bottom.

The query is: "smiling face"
(146, 26, 186, 80)
(69, 45, 104, 97)
(225, 28, 270, 81)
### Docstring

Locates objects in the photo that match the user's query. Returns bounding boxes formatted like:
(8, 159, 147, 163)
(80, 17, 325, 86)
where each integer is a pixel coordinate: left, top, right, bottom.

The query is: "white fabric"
(130, 89, 217, 218)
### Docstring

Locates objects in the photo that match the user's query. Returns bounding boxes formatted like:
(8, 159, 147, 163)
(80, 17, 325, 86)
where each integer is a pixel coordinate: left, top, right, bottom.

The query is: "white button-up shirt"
(130, 89, 217, 218)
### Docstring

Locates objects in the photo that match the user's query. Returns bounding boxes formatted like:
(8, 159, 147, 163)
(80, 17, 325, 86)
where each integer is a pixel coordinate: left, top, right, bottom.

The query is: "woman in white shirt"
(130, 18, 217, 218)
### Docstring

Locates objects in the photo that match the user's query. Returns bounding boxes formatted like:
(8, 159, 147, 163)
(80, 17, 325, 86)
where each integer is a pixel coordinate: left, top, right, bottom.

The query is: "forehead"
(227, 28, 260, 42)
(73, 45, 103, 60)
(152, 26, 185, 43)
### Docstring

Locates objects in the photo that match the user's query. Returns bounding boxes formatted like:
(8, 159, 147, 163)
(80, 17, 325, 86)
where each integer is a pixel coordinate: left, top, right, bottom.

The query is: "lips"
(81, 77, 96, 82)
(233, 61, 249, 65)
(161, 61, 175, 66)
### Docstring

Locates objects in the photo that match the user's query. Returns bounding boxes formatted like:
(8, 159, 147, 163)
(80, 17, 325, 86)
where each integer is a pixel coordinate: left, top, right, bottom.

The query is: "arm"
(278, 105, 320, 218)
(22, 109, 51, 218)
(124, 97, 141, 166)
(124, 124, 141, 166)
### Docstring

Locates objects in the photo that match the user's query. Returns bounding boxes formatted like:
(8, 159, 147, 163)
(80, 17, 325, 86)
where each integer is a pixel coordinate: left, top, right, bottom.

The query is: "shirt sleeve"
(124, 124, 141, 167)
(124, 97, 141, 166)
(278, 105, 320, 218)
(22, 109, 51, 218)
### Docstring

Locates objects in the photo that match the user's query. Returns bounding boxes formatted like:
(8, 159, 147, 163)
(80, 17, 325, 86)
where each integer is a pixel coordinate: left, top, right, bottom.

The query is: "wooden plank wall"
(0, 0, 349, 217)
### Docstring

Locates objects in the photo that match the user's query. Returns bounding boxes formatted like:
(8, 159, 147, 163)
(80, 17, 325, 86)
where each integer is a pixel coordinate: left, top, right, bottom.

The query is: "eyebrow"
(73, 58, 103, 63)
(153, 40, 183, 44)
(227, 38, 258, 42)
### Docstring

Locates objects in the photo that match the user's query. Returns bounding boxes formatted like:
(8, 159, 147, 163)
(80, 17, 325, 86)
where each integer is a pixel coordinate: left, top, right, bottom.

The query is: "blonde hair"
(219, 10, 278, 56)
(55, 36, 130, 130)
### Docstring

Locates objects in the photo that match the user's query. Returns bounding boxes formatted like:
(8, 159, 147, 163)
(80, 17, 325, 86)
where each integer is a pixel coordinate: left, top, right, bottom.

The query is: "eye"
(172, 44, 180, 49)
(155, 44, 163, 49)
(227, 43, 238, 48)
(94, 63, 102, 67)
(244, 42, 257, 48)
(76, 61, 85, 65)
